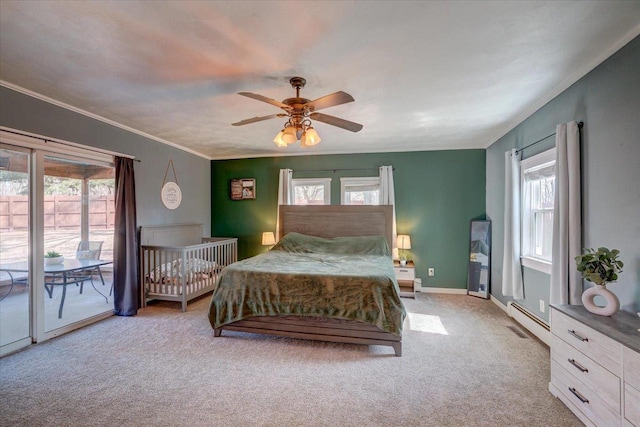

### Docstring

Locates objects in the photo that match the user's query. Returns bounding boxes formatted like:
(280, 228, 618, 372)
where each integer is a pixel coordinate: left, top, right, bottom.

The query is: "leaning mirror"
(467, 220, 491, 299)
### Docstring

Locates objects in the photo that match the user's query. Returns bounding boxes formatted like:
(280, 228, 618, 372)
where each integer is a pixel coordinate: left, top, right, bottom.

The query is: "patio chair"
(72, 241, 104, 293)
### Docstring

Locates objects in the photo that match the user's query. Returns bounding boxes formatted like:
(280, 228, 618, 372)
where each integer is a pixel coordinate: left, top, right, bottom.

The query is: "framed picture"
(230, 178, 256, 200)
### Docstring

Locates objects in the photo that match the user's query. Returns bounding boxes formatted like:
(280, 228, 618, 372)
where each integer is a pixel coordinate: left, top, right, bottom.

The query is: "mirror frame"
(467, 219, 491, 299)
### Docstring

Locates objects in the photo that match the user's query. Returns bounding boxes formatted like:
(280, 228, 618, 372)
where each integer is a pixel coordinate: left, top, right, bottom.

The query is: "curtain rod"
(0, 128, 140, 162)
(515, 121, 583, 155)
(296, 167, 394, 173)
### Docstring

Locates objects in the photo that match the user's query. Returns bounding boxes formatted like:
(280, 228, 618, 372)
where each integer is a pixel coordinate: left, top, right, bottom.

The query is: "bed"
(140, 224, 237, 312)
(208, 205, 406, 356)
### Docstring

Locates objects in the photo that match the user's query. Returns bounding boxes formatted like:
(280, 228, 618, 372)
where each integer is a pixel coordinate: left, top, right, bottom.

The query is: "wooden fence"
(0, 195, 115, 231)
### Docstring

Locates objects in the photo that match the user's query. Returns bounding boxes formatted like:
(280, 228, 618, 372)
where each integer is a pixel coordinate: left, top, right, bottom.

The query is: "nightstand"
(394, 260, 415, 298)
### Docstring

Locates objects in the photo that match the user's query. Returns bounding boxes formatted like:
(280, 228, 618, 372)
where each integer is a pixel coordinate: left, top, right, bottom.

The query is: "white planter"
(581, 284, 620, 316)
(44, 256, 64, 265)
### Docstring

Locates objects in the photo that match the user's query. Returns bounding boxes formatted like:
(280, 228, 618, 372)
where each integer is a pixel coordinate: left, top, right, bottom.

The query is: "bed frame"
(140, 224, 237, 312)
(214, 205, 403, 356)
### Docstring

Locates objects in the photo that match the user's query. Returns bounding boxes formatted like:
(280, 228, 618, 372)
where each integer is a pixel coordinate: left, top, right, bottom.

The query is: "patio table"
(0, 259, 112, 318)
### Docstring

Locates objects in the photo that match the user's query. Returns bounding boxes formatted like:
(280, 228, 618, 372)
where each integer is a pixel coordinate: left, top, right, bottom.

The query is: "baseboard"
(418, 287, 467, 295)
(491, 295, 509, 313)
(490, 296, 550, 346)
(507, 301, 551, 346)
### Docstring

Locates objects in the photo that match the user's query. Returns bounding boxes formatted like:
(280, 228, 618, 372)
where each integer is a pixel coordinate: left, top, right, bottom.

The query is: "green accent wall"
(211, 150, 485, 289)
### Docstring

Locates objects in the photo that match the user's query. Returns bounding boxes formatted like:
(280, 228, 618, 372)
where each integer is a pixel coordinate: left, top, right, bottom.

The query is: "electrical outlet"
(428, 268, 435, 277)
(540, 300, 545, 313)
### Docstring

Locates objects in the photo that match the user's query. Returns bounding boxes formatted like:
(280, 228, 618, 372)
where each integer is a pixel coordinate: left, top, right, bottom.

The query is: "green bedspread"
(208, 233, 406, 336)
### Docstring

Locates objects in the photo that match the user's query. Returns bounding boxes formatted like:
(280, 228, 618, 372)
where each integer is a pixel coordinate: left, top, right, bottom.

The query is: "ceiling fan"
(232, 77, 363, 148)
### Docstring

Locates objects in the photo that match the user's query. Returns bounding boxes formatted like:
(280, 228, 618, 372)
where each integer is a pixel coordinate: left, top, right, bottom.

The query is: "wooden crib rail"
(140, 237, 237, 311)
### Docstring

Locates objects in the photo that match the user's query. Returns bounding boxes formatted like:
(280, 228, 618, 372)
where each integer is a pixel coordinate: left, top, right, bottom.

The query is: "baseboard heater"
(507, 301, 551, 346)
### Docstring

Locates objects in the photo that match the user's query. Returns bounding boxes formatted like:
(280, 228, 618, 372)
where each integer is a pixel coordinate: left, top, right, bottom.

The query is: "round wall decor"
(161, 181, 182, 209)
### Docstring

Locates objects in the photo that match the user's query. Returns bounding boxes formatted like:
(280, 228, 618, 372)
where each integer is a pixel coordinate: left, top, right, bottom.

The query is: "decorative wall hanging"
(161, 159, 182, 209)
(230, 178, 256, 200)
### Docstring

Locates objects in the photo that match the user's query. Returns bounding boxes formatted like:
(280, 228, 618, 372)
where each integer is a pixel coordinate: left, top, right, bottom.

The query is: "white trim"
(0, 337, 32, 357)
(1, 81, 211, 160)
(340, 176, 380, 205)
(521, 147, 556, 265)
(1, 127, 119, 164)
(507, 301, 551, 346)
(520, 147, 556, 169)
(41, 311, 113, 341)
(521, 256, 552, 274)
(481, 21, 640, 149)
(491, 295, 509, 313)
(493, 297, 551, 345)
(419, 287, 467, 295)
(291, 178, 331, 205)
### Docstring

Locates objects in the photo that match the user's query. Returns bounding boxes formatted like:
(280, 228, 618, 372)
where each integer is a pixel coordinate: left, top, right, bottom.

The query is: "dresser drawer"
(624, 347, 640, 390)
(552, 360, 621, 427)
(551, 334, 620, 411)
(394, 267, 415, 281)
(552, 309, 623, 375)
(625, 382, 640, 426)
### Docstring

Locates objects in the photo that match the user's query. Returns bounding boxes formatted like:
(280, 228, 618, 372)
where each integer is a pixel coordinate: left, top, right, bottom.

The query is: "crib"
(139, 224, 237, 311)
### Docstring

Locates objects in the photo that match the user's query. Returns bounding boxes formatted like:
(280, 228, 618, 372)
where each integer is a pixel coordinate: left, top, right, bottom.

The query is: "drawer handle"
(568, 387, 589, 404)
(567, 358, 588, 373)
(399, 269, 409, 273)
(567, 329, 588, 342)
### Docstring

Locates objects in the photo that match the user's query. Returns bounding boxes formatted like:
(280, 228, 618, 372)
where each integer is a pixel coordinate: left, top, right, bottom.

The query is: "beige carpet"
(0, 293, 581, 427)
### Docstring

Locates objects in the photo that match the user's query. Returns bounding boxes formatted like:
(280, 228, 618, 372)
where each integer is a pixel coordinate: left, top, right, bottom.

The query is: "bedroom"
(1, 1, 639, 426)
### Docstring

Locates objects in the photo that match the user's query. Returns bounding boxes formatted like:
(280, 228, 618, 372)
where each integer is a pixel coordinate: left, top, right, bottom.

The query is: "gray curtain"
(113, 157, 139, 316)
(550, 121, 582, 305)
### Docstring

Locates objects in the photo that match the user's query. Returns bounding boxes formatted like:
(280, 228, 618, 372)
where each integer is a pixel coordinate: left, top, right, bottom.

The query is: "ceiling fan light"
(282, 125, 298, 144)
(301, 127, 321, 147)
(273, 131, 287, 148)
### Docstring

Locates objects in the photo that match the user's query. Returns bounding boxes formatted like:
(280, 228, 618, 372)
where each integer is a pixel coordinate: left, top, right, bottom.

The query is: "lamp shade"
(273, 130, 287, 147)
(300, 126, 321, 147)
(262, 232, 276, 246)
(397, 234, 411, 250)
(282, 125, 298, 144)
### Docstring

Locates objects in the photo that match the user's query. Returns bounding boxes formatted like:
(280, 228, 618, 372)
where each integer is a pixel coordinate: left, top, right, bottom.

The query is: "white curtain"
(550, 121, 582, 305)
(275, 169, 293, 241)
(502, 149, 524, 299)
(379, 166, 398, 258)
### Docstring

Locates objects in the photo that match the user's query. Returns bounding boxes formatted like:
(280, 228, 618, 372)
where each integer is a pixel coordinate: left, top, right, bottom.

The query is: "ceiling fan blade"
(237, 92, 288, 109)
(307, 91, 354, 111)
(310, 113, 363, 132)
(231, 114, 283, 126)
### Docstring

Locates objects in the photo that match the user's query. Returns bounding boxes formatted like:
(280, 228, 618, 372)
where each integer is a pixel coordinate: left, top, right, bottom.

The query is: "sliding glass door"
(43, 155, 115, 333)
(0, 145, 32, 352)
(1, 132, 116, 354)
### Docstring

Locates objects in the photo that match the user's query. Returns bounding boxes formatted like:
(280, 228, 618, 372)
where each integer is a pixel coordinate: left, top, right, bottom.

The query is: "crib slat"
(141, 237, 237, 310)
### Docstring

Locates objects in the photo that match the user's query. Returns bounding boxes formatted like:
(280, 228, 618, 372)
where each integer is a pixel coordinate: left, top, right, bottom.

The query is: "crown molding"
(0, 80, 212, 160)
(482, 22, 640, 149)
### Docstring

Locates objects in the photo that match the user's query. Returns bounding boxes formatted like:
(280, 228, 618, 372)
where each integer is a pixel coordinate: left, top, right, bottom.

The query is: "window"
(521, 149, 555, 273)
(292, 178, 331, 205)
(340, 177, 380, 205)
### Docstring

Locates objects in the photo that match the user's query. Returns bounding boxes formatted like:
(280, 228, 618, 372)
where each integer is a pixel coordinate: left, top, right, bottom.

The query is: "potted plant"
(44, 250, 64, 265)
(576, 247, 623, 316)
(399, 253, 408, 267)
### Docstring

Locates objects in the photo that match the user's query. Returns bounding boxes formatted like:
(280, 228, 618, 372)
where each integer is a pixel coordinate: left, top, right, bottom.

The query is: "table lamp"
(397, 234, 411, 266)
(262, 232, 276, 250)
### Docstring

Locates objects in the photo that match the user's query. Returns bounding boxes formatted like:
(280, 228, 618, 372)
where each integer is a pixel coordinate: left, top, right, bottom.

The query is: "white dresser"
(549, 305, 640, 427)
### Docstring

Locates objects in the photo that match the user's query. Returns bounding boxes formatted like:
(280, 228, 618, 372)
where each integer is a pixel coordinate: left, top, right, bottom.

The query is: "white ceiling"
(1, 1, 639, 160)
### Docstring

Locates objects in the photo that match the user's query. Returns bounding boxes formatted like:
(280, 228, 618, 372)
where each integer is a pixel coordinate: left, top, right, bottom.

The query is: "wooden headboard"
(278, 205, 393, 248)
(139, 223, 203, 247)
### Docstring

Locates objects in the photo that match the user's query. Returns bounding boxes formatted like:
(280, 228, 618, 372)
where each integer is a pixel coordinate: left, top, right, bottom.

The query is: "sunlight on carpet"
(406, 312, 448, 335)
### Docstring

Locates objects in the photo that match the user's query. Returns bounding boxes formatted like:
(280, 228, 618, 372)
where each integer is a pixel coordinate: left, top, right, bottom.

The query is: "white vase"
(581, 284, 620, 316)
